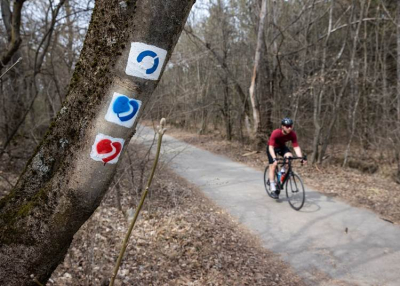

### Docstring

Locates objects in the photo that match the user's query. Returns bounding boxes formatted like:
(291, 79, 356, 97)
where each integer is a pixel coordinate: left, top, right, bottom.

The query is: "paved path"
(134, 125, 400, 286)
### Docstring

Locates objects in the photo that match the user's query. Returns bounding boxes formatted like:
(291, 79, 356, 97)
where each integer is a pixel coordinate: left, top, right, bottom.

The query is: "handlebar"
(276, 156, 307, 161)
(276, 156, 307, 167)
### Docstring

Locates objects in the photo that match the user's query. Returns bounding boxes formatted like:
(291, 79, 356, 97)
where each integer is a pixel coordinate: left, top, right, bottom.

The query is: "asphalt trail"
(134, 125, 400, 286)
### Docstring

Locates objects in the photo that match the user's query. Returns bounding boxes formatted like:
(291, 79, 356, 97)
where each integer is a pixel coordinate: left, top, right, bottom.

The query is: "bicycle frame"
(275, 157, 302, 188)
(264, 156, 306, 210)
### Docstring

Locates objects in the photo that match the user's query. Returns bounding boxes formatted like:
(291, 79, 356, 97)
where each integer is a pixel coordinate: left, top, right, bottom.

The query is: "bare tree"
(343, 0, 367, 167)
(310, 0, 334, 164)
(249, 0, 267, 140)
(0, 0, 195, 285)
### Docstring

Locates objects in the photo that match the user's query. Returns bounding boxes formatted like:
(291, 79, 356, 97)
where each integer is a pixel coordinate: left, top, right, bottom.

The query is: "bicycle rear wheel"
(264, 165, 279, 198)
(285, 172, 305, 210)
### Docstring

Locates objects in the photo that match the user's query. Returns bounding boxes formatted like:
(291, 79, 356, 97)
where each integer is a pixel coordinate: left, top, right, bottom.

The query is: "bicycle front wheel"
(285, 172, 305, 210)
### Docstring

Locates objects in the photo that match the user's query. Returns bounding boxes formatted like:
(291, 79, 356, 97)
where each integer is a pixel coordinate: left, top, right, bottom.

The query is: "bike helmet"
(281, 117, 293, 126)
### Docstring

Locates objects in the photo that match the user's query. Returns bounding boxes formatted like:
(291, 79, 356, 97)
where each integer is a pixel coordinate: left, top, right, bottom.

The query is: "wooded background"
(1, 0, 400, 181)
(153, 0, 400, 180)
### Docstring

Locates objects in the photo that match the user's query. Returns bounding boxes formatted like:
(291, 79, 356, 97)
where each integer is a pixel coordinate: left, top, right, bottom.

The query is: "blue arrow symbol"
(137, 50, 159, 75)
(113, 96, 139, 122)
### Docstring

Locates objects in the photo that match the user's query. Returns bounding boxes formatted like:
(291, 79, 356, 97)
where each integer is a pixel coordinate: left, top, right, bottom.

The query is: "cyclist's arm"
(293, 146, 307, 163)
(293, 146, 303, 158)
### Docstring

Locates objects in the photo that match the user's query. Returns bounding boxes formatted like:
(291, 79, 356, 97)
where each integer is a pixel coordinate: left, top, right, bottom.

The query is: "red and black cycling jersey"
(268, 129, 299, 148)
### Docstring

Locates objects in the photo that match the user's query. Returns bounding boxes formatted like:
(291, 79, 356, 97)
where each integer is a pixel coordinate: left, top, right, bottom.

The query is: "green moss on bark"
(0, 186, 49, 243)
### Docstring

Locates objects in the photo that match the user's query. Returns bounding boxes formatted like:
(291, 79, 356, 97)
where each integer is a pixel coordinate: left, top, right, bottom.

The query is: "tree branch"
(0, 0, 26, 70)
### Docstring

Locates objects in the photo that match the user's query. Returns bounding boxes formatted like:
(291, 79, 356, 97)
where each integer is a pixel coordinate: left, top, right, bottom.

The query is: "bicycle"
(263, 157, 306, 211)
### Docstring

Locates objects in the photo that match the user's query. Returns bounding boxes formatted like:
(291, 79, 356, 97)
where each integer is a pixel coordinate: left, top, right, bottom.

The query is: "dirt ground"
(48, 144, 306, 285)
(161, 125, 400, 225)
(0, 135, 309, 285)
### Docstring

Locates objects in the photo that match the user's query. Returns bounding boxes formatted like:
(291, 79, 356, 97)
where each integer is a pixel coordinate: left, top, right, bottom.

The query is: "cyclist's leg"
(282, 146, 293, 169)
(266, 147, 277, 190)
(274, 147, 291, 193)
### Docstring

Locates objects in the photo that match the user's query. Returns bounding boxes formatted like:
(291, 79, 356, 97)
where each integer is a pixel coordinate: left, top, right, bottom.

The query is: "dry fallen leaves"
(50, 145, 306, 285)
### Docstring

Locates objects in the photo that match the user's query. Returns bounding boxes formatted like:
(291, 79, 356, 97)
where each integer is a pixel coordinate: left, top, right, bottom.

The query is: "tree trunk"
(343, 0, 366, 167)
(223, 77, 232, 141)
(311, 0, 334, 164)
(293, 0, 316, 123)
(249, 0, 267, 138)
(0, 1, 195, 285)
(319, 14, 351, 162)
(0, 0, 26, 70)
(397, 0, 400, 122)
(396, 0, 400, 183)
(257, 38, 273, 150)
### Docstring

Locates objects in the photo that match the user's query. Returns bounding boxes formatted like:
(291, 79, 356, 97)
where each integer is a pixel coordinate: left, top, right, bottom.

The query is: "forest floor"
(1, 122, 399, 285)
(49, 144, 307, 285)
(162, 124, 400, 225)
(0, 142, 306, 285)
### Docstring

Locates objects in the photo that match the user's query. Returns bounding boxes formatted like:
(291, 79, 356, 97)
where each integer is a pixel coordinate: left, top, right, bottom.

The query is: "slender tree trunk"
(114, 181, 122, 212)
(293, 0, 315, 123)
(395, 0, 400, 183)
(223, 77, 232, 141)
(360, 16, 370, 152)
(397, 0, 400, 122)
(258, 38, 273, 148)
(64, 0, 75, 74)
(0, 0, 26, 70)
(249, 0, 267, 139)
(311, 0, 334, 164)
(311, 88, 323, 164)
(381, 18, 388, 120)
(319, 66, 349, 162)
(0, 1, 195, 285)
(319, 12, 351, 162)
(343, 0, 367, 167)
(199, 74, 210, 135)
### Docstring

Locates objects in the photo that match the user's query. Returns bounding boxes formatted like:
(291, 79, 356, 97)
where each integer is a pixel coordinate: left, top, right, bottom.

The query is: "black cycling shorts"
(266, 146, 291, 164)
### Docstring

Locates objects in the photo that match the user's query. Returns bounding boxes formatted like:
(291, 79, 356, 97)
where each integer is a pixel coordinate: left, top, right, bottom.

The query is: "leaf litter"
(50, 144, 307, 285)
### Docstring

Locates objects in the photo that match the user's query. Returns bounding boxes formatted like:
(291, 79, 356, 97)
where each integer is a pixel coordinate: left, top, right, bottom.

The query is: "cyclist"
(267, 118, 307, 199)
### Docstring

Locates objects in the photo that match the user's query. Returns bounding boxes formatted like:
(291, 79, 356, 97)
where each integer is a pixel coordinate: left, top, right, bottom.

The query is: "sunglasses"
(283, 125, 293, 128)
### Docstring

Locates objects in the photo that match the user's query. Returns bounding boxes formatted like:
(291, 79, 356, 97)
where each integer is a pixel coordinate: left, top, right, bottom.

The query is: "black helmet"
(281, 117, 293, 126)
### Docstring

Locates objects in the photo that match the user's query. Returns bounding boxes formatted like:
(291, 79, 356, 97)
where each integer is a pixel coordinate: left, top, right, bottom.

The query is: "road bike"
(263, 157, 306, 210)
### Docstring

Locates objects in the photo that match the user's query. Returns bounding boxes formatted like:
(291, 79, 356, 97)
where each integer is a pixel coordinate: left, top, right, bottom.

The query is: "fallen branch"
(242, 151, 258, 157)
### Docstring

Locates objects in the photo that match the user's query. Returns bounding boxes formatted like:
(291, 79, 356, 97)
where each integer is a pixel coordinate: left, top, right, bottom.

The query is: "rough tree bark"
(0, 0, 195, 285)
